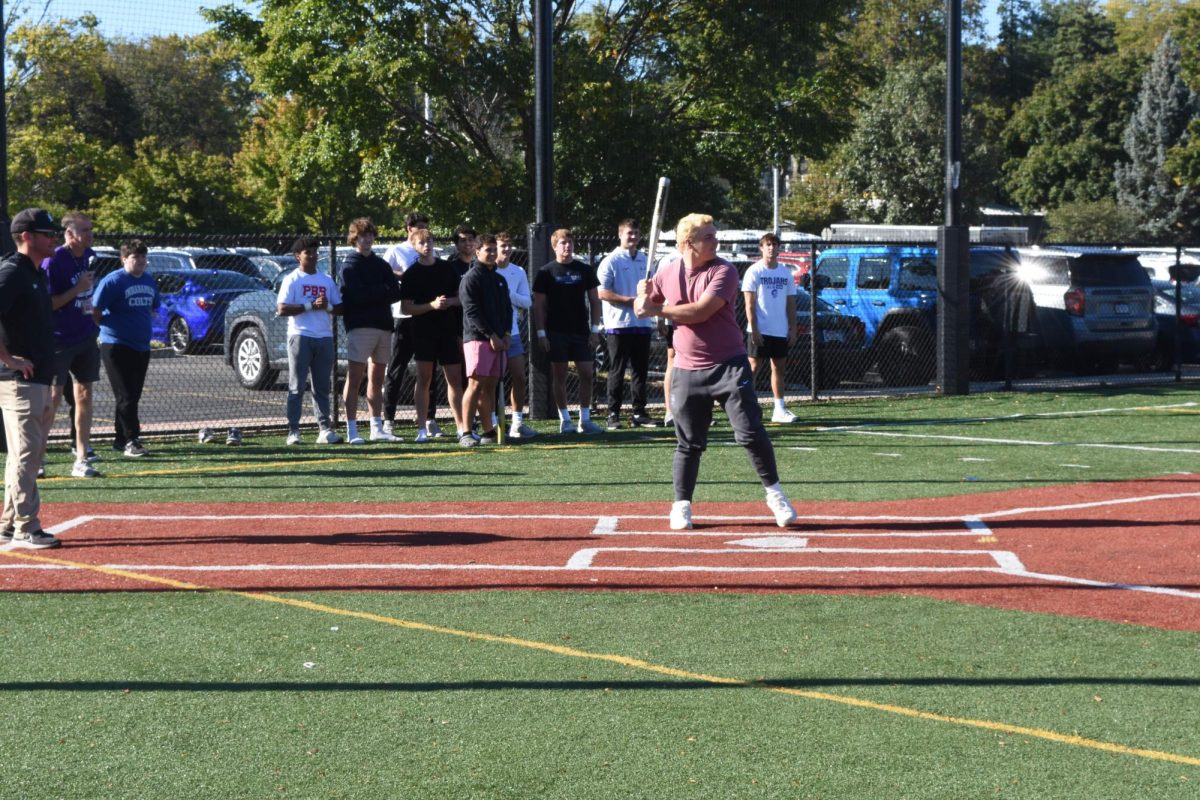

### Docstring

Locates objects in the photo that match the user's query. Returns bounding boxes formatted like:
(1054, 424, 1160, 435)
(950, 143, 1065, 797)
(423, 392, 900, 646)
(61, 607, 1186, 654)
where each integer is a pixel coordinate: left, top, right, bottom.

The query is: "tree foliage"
(1114, 32, 1200, 240)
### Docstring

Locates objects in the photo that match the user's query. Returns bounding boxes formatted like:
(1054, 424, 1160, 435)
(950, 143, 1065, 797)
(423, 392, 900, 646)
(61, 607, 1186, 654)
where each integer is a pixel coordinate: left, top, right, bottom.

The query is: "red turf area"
(2, 475, 1197, 632)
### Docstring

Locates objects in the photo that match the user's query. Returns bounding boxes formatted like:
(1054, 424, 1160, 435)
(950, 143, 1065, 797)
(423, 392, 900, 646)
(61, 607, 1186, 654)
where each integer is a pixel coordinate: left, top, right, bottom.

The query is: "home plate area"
(7, 476, 1200, 632)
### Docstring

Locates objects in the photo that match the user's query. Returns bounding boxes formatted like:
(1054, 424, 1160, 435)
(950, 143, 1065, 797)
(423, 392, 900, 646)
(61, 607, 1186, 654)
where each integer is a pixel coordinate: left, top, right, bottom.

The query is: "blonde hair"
(550, 228, 573, 248)
(675, 213, 714, 246)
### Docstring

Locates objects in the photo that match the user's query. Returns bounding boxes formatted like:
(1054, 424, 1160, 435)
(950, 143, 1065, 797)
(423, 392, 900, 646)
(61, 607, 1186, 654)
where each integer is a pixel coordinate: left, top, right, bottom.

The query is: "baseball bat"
(644, 176, 671, 279)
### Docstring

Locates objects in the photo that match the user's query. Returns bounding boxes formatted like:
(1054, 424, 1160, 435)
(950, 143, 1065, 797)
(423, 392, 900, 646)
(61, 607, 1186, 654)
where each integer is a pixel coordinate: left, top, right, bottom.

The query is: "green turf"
(7, 384, 1200, 798)
(2, 591, 1196, 798)
(37, 384, 1200, 503)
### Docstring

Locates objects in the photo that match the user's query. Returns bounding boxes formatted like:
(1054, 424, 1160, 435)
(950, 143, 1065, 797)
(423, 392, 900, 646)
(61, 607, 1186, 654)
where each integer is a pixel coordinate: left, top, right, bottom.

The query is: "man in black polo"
(0, 209, 64, 549)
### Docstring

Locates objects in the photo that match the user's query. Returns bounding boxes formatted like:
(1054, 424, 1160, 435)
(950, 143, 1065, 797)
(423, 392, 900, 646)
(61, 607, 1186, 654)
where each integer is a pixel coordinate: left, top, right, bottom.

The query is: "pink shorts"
(464, 339, 507, 378)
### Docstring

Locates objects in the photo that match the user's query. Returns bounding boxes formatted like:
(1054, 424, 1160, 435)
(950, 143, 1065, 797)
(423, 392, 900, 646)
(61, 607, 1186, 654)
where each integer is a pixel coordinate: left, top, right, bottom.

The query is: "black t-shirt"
(0, 252, 55, 385)
(399, 259, 460, 341)
(532, 260, 599, 335)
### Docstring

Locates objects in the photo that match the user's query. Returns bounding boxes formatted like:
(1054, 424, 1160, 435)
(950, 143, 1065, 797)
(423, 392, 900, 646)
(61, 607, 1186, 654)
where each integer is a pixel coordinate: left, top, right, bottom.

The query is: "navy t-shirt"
(532, 260, 599, 335)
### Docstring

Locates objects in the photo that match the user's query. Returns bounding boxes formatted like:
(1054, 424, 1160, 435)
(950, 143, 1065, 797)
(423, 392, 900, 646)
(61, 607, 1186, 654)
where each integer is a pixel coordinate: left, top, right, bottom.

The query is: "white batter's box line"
(563, 545, 1026, 572)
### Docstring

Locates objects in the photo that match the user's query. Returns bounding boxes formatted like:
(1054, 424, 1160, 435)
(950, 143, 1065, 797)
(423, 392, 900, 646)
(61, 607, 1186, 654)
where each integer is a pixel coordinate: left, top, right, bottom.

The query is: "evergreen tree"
(1114, 32, 1200, 241)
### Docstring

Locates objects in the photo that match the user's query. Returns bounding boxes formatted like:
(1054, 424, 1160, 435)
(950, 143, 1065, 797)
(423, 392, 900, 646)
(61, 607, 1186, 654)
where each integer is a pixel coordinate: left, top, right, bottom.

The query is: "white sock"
(371, 416, 383, 431)
(765, 482, 785, 497)
(513, 410, 524, 423)
(773, 398, 786, 411)
(346, 420, 358, 440)
(491, 413, 498, 426)
(558, 408, 572, 422)
(579, 408, 591, 422)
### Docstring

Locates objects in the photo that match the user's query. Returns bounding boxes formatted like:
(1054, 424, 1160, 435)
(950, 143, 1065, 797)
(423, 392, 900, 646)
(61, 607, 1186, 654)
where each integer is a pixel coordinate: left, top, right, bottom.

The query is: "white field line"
(43, 490, 1200, 529)
(564, 545, 1020, 571)
(841, 429, 1200, 455)
(817, 401, 1199, 432)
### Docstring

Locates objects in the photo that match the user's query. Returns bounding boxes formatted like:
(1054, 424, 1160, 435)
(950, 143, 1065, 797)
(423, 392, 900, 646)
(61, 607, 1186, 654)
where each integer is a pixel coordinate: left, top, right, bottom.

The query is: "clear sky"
(33, 0, 1004, 42)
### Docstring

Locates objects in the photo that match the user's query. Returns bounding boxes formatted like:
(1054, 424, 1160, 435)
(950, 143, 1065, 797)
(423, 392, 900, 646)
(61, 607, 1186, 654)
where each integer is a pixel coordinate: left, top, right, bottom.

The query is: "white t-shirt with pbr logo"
(278, 269, 342, 338)
(740, 260, 797, 338)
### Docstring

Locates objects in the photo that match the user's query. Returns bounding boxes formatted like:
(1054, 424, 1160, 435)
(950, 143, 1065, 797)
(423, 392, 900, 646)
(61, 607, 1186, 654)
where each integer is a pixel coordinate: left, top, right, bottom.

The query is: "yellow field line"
(2, 547, 1197, 768)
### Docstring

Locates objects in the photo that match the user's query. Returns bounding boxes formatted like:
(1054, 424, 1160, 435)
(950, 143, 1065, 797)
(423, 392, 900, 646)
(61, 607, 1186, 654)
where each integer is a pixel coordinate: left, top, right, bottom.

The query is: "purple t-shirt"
(42, 245, 98, 348)
(649, 256, 745, 370)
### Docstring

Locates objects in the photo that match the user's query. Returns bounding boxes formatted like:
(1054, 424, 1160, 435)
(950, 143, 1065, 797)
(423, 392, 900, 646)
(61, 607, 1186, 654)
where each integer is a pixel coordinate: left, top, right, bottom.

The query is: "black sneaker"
(630, 414, 659, 428)
(226, 428, 243, 446)
(606, 413, 620, 431)
(13, 530, 61, 549)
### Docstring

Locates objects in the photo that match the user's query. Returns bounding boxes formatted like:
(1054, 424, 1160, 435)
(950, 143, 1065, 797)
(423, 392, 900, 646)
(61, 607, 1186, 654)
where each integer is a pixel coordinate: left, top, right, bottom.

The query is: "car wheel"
(233, 326, 276, 390)
(877, 325, 935, 387)
(168, 316, 193, 355)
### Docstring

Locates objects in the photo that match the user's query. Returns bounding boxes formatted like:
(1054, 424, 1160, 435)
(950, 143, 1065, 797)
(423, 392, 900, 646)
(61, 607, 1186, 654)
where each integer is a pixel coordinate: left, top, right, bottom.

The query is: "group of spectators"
(0, 209, 158, 549)
(280, 213, 667, 449)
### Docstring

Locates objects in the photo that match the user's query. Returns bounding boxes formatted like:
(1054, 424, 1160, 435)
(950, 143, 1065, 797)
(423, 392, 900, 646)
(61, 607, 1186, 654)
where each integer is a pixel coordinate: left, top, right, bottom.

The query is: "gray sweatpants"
(670, 356, 780, 501)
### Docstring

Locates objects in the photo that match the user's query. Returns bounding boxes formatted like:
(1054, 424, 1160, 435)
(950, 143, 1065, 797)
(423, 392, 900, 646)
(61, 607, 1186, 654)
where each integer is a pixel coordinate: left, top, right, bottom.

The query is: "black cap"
(10, 208, 62, 235)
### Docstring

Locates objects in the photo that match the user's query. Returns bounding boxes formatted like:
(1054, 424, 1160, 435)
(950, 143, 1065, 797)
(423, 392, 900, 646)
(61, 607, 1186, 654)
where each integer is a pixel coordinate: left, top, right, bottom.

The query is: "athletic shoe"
(509, 422, 537, 439)
(606, 413, 621, 431)
(369, 428, 401, 443)
(382, 420, 395, 436)
(766, 491, 799, 528)
(478, 431, 498, 445)
(427, 420, 445, 438)
(414, 428, 429, 443)
(458, 433, 479, 448)
(771, 408, 798, 424)
(663, 414, 675, 428)
(12, 530, 61, 550)
(225, 428, 243, 446)
(197, 427, 216, 444)
(630, 414, 658, 428)
(348, 435, 366, 445)
(285, 430, 301, 446)
(559, 419, 580, 434)
(124, 440, 148, 458)
(579, 419, 604, 435)
(71, 460, 100, 478)
(316, 429, 341, 445)
(669, 500, 693, 531)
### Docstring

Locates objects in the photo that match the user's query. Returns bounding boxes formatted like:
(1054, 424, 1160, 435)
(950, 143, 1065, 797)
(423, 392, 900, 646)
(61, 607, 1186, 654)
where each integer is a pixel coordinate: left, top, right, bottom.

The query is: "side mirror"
(802, 272, 830, 293)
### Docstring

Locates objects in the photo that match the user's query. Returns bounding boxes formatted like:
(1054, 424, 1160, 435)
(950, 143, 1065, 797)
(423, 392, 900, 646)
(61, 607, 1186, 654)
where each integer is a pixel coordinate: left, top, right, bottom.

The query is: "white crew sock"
(371, 416, 383, 431)
(765, 482, 785, 498)
(513, 410, 524, 423)
(773, 398, 786, 411)
(346, 420, 359, 440)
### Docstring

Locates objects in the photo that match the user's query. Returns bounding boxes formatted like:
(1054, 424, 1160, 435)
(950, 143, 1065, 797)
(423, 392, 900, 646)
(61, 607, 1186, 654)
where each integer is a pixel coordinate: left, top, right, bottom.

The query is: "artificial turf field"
(3, 385, 1199, 798)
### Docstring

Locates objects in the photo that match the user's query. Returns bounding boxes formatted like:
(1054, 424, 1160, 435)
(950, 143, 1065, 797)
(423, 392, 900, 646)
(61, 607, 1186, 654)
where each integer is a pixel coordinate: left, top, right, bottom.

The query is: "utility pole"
(527, 0, 555, 417)
(937, 0, 969, 395)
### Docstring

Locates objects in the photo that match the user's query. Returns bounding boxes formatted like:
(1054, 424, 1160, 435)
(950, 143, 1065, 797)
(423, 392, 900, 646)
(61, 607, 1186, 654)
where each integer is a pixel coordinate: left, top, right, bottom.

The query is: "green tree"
(1114, 33, 1200, 240)
(90, 137, 250, 232)
(1043, 198, 1141, 241)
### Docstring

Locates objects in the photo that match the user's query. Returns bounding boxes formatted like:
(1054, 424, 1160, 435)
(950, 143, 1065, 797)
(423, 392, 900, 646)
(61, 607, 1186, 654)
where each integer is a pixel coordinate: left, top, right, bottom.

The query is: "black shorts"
(54, 337, 101, 385)
(413, 335, 463, 366)
(749, 334, 789, 360)
(547, 332, 592, 363)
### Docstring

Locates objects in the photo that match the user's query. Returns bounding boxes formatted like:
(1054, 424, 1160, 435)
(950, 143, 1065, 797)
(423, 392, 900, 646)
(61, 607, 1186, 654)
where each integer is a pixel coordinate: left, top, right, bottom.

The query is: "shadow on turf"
(4, 676, 1199, 692)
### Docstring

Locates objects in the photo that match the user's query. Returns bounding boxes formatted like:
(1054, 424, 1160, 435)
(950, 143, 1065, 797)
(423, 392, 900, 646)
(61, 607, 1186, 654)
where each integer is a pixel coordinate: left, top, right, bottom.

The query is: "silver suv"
(1015, 248, 1156, 372)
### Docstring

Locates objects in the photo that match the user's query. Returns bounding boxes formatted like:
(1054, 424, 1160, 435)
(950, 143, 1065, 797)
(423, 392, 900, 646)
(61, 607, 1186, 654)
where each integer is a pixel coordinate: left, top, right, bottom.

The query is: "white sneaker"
(426, 420, 444, 438)
(370, 428, 401, 442)
(559, 419, 580, 434)
(509, 422, 537, 439)
(382, 420, 395, 436)
(348, 435, 365, 445)
(71, 460, 99, 478)
(317, 429, 341, 444)
(771, 408, 798, 423)
(285, 431, 301, 446)
(414, 429, 429, 443)
(669, 500, 693, 531)
(766, 491, 798, 528)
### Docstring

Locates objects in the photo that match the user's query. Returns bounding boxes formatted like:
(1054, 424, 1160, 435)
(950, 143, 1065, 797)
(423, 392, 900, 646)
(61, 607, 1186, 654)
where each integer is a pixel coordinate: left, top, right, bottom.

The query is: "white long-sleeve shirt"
(497, 262, 532, 336)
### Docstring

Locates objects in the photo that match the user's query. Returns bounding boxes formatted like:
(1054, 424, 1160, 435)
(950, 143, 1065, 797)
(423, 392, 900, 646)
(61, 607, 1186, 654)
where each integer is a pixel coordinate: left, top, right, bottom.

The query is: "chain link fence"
(42, 232, 1200, 447)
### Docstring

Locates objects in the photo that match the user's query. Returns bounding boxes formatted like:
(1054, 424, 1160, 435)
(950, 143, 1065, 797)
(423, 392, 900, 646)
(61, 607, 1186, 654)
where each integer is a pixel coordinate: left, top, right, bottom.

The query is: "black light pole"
(937, 0, 969, 395)
(526, 0, 555, 418)
(1, 0, 12, 256)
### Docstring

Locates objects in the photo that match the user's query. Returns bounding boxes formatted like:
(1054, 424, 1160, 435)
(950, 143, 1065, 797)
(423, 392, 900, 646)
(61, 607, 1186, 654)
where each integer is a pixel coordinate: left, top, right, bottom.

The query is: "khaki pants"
(0, 380, 51, 535)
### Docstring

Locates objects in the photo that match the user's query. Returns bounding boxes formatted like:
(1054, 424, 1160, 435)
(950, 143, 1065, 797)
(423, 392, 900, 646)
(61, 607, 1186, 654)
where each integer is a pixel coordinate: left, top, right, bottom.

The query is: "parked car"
(1126, 248, 1200, 283)
(147, 248, 270, 286)
(1149, 278, 1200, 369)
(151, 269, 264, 355)
(791, 288, 869, 388)
(250, 254, 300, 285)
(1014, 248, 1157, 372)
